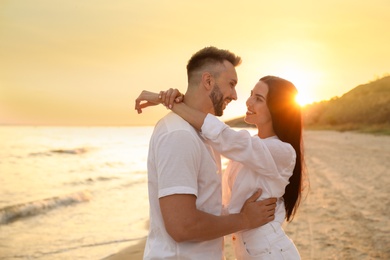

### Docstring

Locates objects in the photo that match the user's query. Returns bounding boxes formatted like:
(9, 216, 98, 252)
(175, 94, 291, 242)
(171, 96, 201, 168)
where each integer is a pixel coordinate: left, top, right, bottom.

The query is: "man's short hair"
(186, 46, 241, 85)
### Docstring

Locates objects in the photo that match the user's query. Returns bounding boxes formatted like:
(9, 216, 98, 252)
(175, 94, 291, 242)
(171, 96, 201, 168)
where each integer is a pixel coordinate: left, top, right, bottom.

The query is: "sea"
(0, 126, 153, 259)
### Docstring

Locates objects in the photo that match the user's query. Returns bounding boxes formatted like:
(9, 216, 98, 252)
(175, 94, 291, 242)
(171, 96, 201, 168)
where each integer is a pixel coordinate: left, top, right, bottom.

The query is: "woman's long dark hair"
(260, 75, 306, 222)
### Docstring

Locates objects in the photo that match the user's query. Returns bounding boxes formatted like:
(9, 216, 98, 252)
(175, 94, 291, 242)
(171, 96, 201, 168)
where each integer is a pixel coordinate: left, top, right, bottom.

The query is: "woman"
(136, 76, 305, 259)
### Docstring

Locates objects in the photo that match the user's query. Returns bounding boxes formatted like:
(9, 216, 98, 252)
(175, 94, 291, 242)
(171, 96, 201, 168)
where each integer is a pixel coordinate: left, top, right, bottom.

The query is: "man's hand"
(239, 189, 277, 230)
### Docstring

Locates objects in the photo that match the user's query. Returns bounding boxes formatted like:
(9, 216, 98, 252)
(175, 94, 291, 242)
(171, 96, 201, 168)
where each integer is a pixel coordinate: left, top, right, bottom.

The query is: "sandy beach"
(104, 130, 390, 260)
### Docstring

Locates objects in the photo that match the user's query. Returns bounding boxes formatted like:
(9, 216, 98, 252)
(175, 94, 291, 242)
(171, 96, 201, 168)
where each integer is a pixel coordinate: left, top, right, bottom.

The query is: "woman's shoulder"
(263, 137, 296, 160)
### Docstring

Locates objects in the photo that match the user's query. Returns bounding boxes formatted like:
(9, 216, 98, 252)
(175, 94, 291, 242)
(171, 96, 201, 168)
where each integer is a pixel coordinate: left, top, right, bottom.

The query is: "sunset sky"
(1, 1, 389, 126)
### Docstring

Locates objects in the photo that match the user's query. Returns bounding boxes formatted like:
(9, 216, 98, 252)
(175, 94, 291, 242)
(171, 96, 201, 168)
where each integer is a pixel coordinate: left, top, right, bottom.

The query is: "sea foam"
(0, 191, 91, 225)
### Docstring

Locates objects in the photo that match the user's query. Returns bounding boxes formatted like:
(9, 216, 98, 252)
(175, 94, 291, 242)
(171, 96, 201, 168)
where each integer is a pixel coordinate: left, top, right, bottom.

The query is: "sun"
(295, 92, 313, 107)
(271, 61, 317, 107)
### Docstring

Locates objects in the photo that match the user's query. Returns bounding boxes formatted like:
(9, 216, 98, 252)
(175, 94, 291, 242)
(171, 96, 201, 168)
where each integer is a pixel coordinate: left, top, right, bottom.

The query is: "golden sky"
(1, 0, 389, 126)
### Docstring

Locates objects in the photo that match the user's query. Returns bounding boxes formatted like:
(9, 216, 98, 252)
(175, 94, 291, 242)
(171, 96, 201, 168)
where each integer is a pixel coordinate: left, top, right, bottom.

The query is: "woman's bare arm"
(134, 90, 161, 114)
(170, 103, 206, 131)
(159, 88, 206, 131)
(135, 88, 206, 131)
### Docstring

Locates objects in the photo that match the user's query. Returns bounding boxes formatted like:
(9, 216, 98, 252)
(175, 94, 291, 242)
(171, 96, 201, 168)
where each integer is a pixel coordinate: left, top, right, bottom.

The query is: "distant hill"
(225, 76, 390, 134)
(224, 116, 254, 128)
(303, 76, 390, 128)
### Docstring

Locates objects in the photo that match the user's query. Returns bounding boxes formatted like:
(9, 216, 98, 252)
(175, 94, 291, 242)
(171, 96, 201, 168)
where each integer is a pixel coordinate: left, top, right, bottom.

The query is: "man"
(135, 46, 276, 259)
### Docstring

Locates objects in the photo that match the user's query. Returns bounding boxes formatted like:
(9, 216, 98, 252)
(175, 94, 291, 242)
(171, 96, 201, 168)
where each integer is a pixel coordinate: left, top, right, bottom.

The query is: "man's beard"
(209, 84, 225, 116)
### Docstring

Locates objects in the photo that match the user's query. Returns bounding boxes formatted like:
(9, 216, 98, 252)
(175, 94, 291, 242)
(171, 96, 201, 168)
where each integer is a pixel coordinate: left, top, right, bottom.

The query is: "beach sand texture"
(104, 130, 390, 260)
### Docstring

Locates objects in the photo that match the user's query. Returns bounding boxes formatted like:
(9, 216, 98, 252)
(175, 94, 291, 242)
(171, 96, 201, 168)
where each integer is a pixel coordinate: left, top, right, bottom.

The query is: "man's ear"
(201, 72, 214, 91)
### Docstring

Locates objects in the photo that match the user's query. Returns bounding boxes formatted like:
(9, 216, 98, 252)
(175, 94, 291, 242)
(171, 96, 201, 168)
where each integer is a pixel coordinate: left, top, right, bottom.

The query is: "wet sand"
(104, 130, 390, 259)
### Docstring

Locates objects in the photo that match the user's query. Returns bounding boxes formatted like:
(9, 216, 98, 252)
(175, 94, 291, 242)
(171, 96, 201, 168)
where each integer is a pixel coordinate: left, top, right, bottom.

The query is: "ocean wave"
(0, 191, 92, 225)
(28, 147, 89, 157)
(50, 148, 88, 154)
(64, 176, 119, 186)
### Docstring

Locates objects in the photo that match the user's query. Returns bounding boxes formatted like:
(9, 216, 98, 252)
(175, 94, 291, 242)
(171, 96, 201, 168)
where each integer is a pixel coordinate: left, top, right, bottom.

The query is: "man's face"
(209, 60, 238, 116)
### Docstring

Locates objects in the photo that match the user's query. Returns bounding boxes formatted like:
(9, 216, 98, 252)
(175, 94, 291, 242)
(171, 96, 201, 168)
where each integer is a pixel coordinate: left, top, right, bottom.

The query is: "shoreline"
(103, 130, 390, 259)
(102, 239, 146, 260)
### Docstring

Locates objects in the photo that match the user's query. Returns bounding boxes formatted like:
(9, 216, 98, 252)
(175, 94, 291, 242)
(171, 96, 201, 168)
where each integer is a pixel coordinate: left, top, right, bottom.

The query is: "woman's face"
(244, 81, 273, 128)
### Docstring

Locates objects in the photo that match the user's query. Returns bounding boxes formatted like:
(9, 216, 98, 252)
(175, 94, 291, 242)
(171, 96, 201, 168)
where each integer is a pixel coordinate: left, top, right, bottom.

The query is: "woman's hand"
(159, 88, 184, 109)
(134, 90, 161, 114)
(134, 89, 184, 114)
